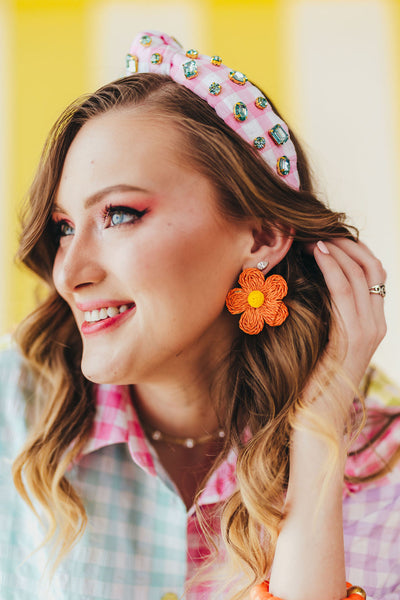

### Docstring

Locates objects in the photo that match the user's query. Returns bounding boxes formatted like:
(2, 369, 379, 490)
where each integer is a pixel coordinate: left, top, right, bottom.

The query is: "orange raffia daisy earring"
(225, 266, 288, 335)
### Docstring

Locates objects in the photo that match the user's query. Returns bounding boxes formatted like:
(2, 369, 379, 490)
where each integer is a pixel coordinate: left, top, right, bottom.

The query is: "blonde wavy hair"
(12, 74, 398, 596)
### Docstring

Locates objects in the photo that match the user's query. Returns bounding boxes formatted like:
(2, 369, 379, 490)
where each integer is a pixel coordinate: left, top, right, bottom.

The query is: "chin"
(81, 351, 142, 386)
(81, 354, 125, 385)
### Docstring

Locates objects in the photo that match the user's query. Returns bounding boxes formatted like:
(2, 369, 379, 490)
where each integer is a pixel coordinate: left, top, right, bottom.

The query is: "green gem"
(209, 82, 222, 96)
(211, 55, 222, 66)
(125, 54, 138, 74)
(182, 60, 198, 79)
(269, 124, 289, 145)
(186, 49, 198, 59)
(140, 35, 152, 47)
(277, 156, 291, 176)
(150, 53, 162, 65)
(229, 70, 247, 85)
(234, 101, 248, 121)
(253, 137, 266, 149)
(255, 96, 268, 109)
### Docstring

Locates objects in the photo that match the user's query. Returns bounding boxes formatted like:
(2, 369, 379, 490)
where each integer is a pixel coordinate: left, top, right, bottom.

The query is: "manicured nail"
(317, 240, 330, 255)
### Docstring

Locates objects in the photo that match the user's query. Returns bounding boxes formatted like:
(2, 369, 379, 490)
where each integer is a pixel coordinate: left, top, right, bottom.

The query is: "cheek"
(113, 222, 204, 282)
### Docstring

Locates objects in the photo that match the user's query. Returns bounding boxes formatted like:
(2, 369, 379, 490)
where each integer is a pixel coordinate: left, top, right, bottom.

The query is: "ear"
(241, 223, 294, 272)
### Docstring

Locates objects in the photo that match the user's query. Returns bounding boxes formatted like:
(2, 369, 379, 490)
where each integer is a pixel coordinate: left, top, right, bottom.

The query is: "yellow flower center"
(247, 290, 265, 308)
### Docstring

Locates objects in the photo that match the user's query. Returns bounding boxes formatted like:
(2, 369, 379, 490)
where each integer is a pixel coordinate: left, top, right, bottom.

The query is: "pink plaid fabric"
(82, 385, 158, 475)
(79, 380, 400, 599)
(126, 30, 300, 190)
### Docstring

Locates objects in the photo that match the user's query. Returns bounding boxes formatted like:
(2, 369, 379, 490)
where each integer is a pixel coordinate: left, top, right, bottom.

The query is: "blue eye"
(59, 222, 75, 236)
(110, 210, 135, 226)
(105, 205, 147, 228)
(53, 220, 75, 239)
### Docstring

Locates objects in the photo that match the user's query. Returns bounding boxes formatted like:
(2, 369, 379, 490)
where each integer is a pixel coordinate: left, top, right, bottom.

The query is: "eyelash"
(51, 204, 148, 242)
(51, 219, 74, 242)
(103, 204, 148, 227)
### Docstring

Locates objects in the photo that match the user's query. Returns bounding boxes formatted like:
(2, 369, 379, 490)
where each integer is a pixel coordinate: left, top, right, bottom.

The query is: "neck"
(131, 318, 237, 443)
(132, 374, 221, 440)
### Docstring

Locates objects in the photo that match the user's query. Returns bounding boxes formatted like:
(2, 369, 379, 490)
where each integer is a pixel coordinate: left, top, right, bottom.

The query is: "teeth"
(84, 304, 132, 323)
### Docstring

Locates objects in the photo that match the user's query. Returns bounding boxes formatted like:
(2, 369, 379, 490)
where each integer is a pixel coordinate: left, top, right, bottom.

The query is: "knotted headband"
(125, 30, 300, 190)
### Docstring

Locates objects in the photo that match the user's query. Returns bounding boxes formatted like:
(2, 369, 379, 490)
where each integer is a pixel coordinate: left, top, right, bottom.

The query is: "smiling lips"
(80, 302, 136, 334)
(84, 303, 132, 323)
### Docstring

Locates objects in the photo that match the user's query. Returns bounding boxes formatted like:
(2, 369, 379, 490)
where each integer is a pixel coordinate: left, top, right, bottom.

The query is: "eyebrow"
(53, 184, 149, 213)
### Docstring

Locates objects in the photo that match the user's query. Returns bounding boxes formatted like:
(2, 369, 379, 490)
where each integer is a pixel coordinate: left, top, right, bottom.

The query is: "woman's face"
(52, 109, 253, 385)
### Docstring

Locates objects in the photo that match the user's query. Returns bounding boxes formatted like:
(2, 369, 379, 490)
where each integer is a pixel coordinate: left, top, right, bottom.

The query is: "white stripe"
(286, 0, 400, 384)
(85, 1, 208, 88)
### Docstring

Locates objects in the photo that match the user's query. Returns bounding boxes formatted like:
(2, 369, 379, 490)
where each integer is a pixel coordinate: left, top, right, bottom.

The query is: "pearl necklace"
(144, 426, 226, 448)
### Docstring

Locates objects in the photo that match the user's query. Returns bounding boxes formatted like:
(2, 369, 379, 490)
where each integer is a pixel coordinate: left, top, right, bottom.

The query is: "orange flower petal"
(239, 307, 265, 335)
(261, 274, 288, 301)
(259, 299, 289, 327)
(238, 268, 266, 293)
(225, 288, 248, 314)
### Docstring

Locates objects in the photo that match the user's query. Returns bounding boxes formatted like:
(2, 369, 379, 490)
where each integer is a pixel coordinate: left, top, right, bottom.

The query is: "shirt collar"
(79, 383, 238, 506)
(81, 384, 158, 476)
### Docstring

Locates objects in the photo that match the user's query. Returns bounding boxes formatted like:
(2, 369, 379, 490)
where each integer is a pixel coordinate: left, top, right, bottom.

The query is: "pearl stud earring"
(256, 260, 269, 271)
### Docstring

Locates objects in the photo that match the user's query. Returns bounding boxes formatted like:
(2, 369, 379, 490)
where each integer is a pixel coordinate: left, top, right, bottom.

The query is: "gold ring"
(368, 284, 386, 298)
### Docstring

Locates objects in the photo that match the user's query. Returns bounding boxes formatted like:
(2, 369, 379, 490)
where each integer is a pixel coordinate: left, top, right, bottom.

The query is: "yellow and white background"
(1, 0, 400, 382)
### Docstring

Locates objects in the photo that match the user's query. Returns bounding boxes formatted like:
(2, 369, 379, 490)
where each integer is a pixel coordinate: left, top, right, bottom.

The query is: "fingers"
(328, 238, 387, 287)
(319, 239, 387, 339)
(312, 238, 387, 372)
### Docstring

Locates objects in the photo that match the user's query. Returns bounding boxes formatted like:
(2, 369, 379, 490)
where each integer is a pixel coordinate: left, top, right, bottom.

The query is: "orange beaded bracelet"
(346, 582, 367, 599)
(250, 581, 367, 600)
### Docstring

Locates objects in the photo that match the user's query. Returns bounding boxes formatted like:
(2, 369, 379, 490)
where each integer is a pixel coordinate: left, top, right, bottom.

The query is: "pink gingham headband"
(126, 31, 300, 190)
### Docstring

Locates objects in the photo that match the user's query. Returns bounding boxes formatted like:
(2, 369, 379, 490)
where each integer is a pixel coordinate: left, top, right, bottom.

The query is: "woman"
(1, 30, 399, 600)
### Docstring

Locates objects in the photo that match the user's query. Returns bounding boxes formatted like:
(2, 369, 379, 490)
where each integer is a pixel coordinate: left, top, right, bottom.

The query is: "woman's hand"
(312, 238, 387, 393)
(298, 238, 387, 432)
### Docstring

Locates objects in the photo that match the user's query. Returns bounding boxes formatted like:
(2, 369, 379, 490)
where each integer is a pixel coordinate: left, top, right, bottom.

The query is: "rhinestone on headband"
(183, 60, 198, 80)
(254, 137, 266, 149)
(229, 70, 247, 85)
(269, 124, 289, 146)
(209, 82, 222, 96)
(255, 96, 268, 109)
(126, 53, 138, 73)
(140, 35, 152, 46)
(211, 55, 222, 66)
(186, 49, 198, 59)
(277, 156, 291, 176)
(234, 101, 248, 121)
(151, 52, 162, 65)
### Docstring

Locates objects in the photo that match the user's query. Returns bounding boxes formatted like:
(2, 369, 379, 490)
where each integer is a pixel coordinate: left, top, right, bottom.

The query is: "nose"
(53, 231, 106, 295)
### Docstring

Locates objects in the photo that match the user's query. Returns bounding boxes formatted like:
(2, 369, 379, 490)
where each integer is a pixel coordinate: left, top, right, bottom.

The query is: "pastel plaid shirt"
(0, 342, 399, 600)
